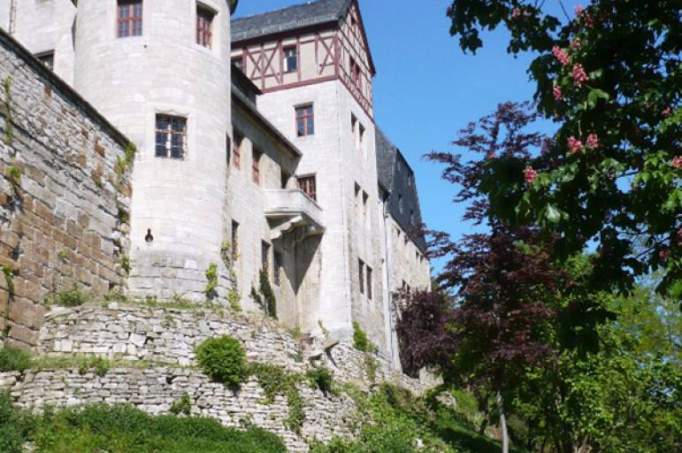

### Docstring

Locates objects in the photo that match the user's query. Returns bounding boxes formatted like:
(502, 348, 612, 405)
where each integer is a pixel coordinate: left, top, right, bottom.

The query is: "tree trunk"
(497, 392, 509, 453)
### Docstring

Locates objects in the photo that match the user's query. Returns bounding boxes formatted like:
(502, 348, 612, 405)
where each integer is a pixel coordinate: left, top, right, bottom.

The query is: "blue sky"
(235, 0, 580, 254)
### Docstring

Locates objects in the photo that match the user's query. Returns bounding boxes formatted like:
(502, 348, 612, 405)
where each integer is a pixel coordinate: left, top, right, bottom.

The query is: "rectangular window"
(233, 130, 243, 169)
(358, 259, 365, 295)
(350, 58, 362, 89)
(297, 175, 317, 201)
(283, 46, 298, 73)
(117, 0, 143, 38)
(359, 124, 365, 145)
(196, 5, 215, 48)
(155, 114, 186, 159)
(252, 149, 262, 185)
(295, 105, 314, 137)
(366, 266, 373, 300)
(226, 134, 231, 165)
(274, 251, 283, 286)
(35, 51, 54, 70)
(231, 220, 239, 261)
(351, 114, 357, 133)
(262, 241, 271, 273)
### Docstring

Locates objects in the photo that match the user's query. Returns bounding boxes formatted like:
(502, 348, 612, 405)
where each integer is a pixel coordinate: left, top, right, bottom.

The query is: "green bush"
(352, 321, 375, 353)
(31, 404, 287, 453)
(307, 367, 334, 396)
(48, 288, 89, 307)
(249, 363, 305, 433)
(0, 392, 33, 453)
(0, 346, 32, 372)
(170, 393, 192, 416)
(195, 336, 247, 388)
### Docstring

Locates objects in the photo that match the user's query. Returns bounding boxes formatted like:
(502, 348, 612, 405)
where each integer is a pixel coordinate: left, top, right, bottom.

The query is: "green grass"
(0, 393, 286, 453)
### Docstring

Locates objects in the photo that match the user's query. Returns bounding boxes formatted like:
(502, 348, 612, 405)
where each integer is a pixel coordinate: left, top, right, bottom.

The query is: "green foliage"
(364, 353, 378, 384)
(77, 356, 110, 377)
(21, 404, 287, 452)
(0, 392, 33, 453)
(114, 143, 136, 182)
(170, 393, 192, 416)
(1, 264, 15, 295)
(259, 269, 277, 318)
(227, 288, 241, 312)
(352, 321, 375, 353)
(204, 263, 218, 299)
(0, 346, 32, 372)
(120, 255, 131, 276)
(306, 367, 334, 396)
(3, 76, 13, 146)
(195, 336, 247, 389)
(47, 287, 89, 307)
(5, 165, 21, 188)
(248, 363, 305, 433)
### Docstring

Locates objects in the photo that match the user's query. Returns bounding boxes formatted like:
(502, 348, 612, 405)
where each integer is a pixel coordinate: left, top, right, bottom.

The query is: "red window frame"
(196, 6, 214, 48)
(233, 131, 243, 169)
(297, 175, 317, 201)
(295, 105, 314, 137)
(252, 149, 262, 185)
(117, 0, 143, 38)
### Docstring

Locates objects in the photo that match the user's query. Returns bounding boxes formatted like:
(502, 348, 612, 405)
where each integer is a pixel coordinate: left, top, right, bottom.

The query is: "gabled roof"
(232, 0, 375, 74)
(376, 129, 428, 254)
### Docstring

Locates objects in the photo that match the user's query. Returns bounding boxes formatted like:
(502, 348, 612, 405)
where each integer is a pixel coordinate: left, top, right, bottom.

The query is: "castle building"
(0, 0, 429, 369)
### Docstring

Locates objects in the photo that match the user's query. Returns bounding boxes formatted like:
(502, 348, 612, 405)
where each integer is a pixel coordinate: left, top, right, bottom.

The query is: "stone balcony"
(264, 189, 325, 240)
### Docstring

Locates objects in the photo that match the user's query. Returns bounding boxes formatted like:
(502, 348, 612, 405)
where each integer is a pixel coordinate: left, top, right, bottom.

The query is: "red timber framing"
(232, 1, 376, 119)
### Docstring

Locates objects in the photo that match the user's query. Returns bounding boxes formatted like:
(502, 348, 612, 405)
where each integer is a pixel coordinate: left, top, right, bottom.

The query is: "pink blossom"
(672, 156, 682, 169)
(511, 8, 522, 19)
(567, 136, 583, 154)
(553, 85, 563, 101)
(659, 249, 670, 263)
(572, 63, 589, 87)
(586, 133, 599, 150)
(486, 151, 496, 160)
(662, 107, 672, 117)
(552, 46, 570, 66)
(524, 166, 538, 184)
(570, 38, 582, 50)
(575, 5, 585, 16)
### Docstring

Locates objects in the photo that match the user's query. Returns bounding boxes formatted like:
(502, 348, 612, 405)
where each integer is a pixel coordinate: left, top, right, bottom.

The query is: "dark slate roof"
(232, 0, 352, 42)
(376, 129, 428, 253)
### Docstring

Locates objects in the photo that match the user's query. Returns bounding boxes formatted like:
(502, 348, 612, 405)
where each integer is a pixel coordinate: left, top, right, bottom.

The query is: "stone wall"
(0, 368, 356, 452)
(37, 303, 428, 394)
(0, 30, 131, 347)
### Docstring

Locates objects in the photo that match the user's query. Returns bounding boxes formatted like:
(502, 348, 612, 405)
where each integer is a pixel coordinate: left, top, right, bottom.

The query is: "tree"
(446, 0, 682, 298)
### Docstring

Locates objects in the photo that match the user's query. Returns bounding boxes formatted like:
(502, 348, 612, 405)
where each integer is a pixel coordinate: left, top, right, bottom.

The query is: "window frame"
(196, 4, 215, 48)
(295, 104, 315, 137)
(233, 130, 243, 169)
(358, 259, 365, 295)
(252, 148, 262, 185)
(231, 220, 239, 261)
(297, 175, 317, 201)
(283, 45, 298, 73)
(117, 0, 143, 38)
(366, 266, 373, 300)
(155, 114, 187, 160)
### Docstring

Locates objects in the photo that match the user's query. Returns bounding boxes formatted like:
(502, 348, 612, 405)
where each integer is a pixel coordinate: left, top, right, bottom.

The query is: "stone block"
(9, 298, 47, 329)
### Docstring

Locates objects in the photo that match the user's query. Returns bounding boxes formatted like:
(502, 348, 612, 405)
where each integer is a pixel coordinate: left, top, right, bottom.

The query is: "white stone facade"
(3, 0, 431, 369)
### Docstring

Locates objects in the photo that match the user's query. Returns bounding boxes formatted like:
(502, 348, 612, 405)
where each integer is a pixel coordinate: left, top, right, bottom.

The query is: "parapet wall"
(0, 29, 131, 347)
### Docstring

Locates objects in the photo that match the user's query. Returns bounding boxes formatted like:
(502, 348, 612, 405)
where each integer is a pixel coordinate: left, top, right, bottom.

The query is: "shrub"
(307, 367, 334, 396)
(76, 356, 110, 377)
(249, 363, 305, 433)
(0, 392, 33, 453)
(0, 347, 32, 372)
(205, 263, 219, 299)
(253, 270, 277, 318)
(195, 336, 247, 388)
(352, 321, 375, 353)
(48, 288, 88, 307)
(170, 393, 192, 416)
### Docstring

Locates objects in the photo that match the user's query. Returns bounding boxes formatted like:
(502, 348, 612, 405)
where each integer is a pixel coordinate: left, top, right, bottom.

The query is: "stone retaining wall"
(37, 303, 428, 393)
(0, 30, 132, 347)
(0, 367, 356, 452)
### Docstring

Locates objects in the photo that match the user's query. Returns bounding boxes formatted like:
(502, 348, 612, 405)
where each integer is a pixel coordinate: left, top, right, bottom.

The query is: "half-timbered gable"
(231, 0, 376, 117)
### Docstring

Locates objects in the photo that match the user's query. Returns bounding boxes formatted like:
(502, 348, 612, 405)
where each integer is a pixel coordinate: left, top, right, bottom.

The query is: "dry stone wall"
(0, 30, 131, 347)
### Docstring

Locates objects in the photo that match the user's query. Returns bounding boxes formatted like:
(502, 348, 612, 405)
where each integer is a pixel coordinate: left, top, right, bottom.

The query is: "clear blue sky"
(235, 0, 579, 254)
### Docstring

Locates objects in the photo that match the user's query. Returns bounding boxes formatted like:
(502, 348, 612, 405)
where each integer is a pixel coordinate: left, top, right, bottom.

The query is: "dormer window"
(117, 0, 143, 38)
(283, 46, 298, 73)
(196, 4, 215, 48)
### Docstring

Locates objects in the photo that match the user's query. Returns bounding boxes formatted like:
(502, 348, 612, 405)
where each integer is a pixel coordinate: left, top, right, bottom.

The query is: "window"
(231, 220, 239, 261)
(155, 115, 186, 159)
(252, 149, 262, 185)
(366, 266, 373, 300)
(359, 124, 366, 146)
(398, 194, 404, 213)
(358, 259, 365, 295)
(295, 105, 314, 137)
(274, 251, 283, 286)
(232, 56, 244, 71)
(298, 175, 317, 201)
(362, 191, 369, 219)
(35, 51, 54, 70)
(196, 5, 215, 48)
(117, 0, 143, 38)
(226, 134, 231, 165)
(261, 241, 271, 273)
(351, 114, 357, 133)
(283, 46, 298, 73)
(350, 58, 361, 89)
(233, 130, 243, 169)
